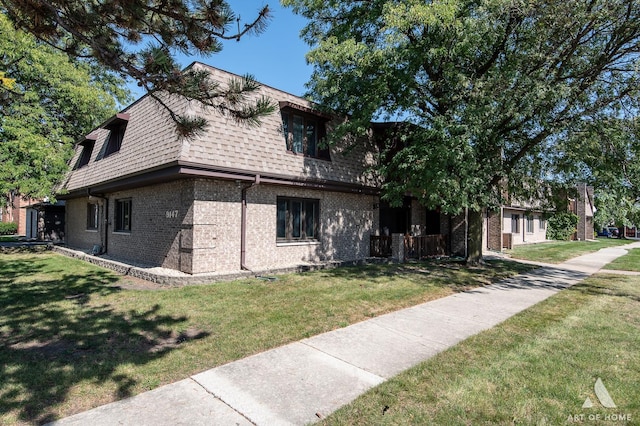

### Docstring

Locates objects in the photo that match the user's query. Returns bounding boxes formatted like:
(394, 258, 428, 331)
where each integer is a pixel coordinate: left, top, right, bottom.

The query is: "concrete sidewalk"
(49, 242, 640, 426)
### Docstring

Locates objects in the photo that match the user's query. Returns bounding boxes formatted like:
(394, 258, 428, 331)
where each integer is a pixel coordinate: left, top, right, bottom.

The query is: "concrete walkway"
(48, 242, 640, 426)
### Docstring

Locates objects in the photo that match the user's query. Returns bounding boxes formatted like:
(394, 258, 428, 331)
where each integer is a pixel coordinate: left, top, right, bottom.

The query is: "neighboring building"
(0, 194, 65, 241)
(1, 194, 35, 237)
(484, 202, 548, 251)
(484, 182, 597, 251)
(571, 183, 595, 241)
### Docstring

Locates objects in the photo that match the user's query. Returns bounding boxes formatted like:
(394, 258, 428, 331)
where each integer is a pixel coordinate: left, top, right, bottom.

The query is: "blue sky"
(130, 2, 313, 99)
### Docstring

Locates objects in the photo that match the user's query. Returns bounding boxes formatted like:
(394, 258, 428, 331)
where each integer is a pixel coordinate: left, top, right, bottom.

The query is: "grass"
(322, 273, 640, 425)
(0, 236, 20, 242)
(0, 252, 533, 425)
(603, 247, 640, 272)
(508, 238, 635, 264)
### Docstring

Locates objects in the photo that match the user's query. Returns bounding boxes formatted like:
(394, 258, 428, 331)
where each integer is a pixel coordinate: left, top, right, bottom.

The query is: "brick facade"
(575, 183, 595, 241)
(65, 178, 378, 274)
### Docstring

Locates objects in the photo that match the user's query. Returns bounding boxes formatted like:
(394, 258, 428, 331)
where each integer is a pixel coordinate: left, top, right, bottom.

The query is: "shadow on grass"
(318, 259, 536, 292)
(568, 274, 640, 302)
(0, 256, 208, 424)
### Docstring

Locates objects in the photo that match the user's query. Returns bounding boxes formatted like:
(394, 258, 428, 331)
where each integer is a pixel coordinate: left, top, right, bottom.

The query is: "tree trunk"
(467, 208, 484, 265)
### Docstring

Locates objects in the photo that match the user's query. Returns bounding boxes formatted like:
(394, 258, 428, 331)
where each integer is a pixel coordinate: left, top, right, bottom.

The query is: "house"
(484, 202, 548, 251)
(484, 182, 598, 251)
(58, 63, 481, 274)
(60, 63, 402, 274)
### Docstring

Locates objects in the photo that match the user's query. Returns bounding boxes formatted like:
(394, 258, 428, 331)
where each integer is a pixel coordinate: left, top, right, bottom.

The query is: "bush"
(547, 212, 579, 241)
(0, 222, 18, 235)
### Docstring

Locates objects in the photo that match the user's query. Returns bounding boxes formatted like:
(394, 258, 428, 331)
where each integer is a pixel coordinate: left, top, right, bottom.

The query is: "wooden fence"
(370, 236, 392, 258)
(502, 233, 513, 250)
(404, 234, 447, 259)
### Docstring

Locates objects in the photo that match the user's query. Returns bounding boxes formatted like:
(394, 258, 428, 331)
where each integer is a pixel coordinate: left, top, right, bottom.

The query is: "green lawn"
(508, 238, 634, 264)
(603, 247, 640, 272)
(323, 273, 640, 425)
(0, 252, 533, 425)
(0, 236, 20, 242)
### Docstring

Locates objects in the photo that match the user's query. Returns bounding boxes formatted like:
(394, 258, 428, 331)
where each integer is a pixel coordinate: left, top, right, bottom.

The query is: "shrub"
(547, 212, 579, 240)
(0, 222, 18, 235)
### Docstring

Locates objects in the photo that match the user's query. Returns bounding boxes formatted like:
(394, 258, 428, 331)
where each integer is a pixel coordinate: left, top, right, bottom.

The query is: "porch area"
(370, 234, 448, 261)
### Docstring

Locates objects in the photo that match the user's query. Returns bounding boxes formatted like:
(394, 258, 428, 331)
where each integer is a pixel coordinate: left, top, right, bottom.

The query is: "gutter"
(88, 189, 108, 255)
(241, 174, 260, 271)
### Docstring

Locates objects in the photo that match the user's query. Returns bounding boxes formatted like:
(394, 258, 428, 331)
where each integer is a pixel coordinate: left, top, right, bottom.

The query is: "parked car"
(597, 227, 619, 238)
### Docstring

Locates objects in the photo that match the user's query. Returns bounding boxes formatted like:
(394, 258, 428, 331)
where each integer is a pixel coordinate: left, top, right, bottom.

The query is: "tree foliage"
(284, 0, 640, 259)
(0, 13, 130, 205)
(557, 116, 640, 229)
(0, 1, 276, 135)
(547, 212, 579, 241)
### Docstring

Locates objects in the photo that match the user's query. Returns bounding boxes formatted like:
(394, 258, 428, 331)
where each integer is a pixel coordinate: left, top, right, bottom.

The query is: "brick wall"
(486, 208, 503, 251)
(242, 184, 377, 271)
(66, 180, 194, 270)
(66, 178, 379, 274)
(66, 198, 103, 250)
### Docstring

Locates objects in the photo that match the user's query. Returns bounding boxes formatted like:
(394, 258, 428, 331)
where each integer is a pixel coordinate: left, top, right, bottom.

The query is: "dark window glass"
(292, 115, 304, 153)
(277, 199, 287, 238)
(511, 214, 520, 233)
(276, 197, 319, 241)
(526, 216, 534, 233)
(104, 123, 127, 157)
(76, 141, 94, 169)
(281, 110, 329, 160)
(305, 121, 317, 156)
(86, 203, 99, 230)
(115, 199, 131, 232)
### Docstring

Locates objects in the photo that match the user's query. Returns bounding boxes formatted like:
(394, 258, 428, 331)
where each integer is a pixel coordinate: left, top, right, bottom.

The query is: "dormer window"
(74, 135, 97, 169)
(103, 113, 130, 157)
(280, 102, 330, 160)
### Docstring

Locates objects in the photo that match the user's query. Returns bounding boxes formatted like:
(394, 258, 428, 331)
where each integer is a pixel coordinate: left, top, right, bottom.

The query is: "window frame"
(75, 138, 96, 169)
(526, 215, 534, 234)
(276, 197, 320, 242)
(114, 198, 132, 233)
(539, 217, 546, 230)
(86, 203, 99, 230)
(281, 109, 330, 160)
(511, 214, 520, 234)
(103, 122, 127, 157)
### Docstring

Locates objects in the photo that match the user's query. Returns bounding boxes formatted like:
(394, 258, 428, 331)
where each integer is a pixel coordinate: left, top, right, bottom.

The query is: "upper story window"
(102, 113, 130, 158)
(280, 102, 330, 160)
(74, 135, 97, 169)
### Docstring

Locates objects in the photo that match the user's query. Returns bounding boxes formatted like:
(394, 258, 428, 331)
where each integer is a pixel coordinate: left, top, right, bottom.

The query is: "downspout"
(240, 174, 260, 271)
(88, 189, 108, 254)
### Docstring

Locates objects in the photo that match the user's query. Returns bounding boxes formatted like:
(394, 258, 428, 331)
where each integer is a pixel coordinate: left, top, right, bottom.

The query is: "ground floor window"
(511, 214, 520, 233)
(277, 197, 319, 241)
(526, 215, 534, 233)
(86, 203, 99, 230)
(539, 217, 546, 230)
(115, 199, 132, 232)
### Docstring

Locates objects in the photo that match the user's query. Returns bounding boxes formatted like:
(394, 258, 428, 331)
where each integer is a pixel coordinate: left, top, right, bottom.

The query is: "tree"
(556, 116, 640, 232)
(0, 1, 276, 135)
(0, 13, 130, 205)
(284, 0, 640, 262)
